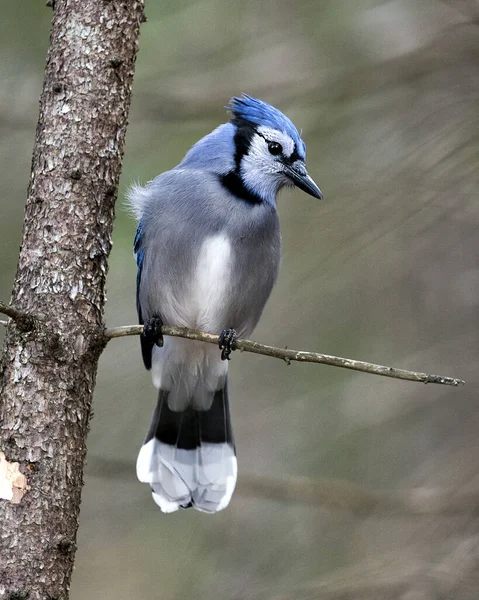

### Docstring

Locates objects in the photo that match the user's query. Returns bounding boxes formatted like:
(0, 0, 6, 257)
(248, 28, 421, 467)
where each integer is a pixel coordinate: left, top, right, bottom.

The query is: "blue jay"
(129, 95, 322, 514)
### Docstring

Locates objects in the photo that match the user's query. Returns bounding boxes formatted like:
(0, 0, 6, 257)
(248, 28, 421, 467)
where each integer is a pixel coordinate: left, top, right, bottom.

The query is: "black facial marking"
(289, 146, 301, 164)
(221, 171, 262, 204)
(219, 118, 262, 204)
(231, 117, 256, 169)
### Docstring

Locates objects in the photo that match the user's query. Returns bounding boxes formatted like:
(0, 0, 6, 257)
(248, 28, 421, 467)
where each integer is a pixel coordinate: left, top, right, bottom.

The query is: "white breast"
(150, 233, 233, 392)
(191, 233, 233, 332)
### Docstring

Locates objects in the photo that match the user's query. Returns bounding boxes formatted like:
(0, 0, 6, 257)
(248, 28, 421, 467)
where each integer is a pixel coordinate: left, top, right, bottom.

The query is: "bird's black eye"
(267, 141, 283, 156)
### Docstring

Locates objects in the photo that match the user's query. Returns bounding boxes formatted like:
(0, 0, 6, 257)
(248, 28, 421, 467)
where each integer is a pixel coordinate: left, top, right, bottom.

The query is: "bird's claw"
(219, 328, 237, 361)
(143, 316, 164, 348)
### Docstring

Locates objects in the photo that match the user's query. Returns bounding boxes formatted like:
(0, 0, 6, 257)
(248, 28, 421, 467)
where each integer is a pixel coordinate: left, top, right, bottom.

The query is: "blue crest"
(227, 94, 306, 159)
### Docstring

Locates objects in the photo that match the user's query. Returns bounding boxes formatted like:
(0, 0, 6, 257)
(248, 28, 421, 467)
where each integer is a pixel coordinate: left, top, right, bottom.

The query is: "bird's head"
(224, 94, 322, 205)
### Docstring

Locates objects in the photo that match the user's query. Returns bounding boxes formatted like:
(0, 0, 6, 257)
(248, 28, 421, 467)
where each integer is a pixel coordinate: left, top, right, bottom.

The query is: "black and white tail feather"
(136, 339, 237, 513)
(136, 376, 236, 512)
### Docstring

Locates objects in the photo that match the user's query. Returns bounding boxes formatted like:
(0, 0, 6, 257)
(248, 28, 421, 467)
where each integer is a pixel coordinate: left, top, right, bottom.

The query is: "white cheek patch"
(257, 126, 295, 158)
(243, 136, 272, 169)
(239, 129, 298, 201)
(240, 134, 289, 201)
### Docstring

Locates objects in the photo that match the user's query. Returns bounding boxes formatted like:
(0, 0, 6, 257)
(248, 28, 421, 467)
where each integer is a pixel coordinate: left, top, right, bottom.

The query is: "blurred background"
(1, 0, 479, 598)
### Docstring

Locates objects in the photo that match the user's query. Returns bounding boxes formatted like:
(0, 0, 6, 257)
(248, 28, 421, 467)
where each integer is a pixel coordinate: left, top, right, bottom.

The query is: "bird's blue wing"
(134, 221, 144, 325)
(134, 221, 155, 370)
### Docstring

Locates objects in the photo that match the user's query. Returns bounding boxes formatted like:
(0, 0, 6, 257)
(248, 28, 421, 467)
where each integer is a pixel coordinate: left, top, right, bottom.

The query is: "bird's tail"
(136, 379, 237, 513)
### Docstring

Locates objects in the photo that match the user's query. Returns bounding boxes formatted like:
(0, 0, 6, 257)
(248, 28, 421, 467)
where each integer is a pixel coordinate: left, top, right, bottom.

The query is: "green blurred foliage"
(1, 0, 478, 598)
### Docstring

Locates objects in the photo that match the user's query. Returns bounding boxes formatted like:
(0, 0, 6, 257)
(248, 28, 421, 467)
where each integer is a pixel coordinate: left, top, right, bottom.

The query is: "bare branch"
(104, 324, 465, 386)
(0, 300, 35, 332)
(0, 303, 465, 386)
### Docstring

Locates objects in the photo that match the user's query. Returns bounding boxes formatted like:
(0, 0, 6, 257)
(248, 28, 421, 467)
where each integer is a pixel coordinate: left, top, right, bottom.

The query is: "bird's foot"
(143, 316, 164, 348)
(219, 328, 237, 361)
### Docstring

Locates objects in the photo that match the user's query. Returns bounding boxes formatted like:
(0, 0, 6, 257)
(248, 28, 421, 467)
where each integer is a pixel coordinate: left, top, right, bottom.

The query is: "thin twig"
(0, 301, 35, 332)
(104, 324, 465, 386)
(0, 301, 465, 386)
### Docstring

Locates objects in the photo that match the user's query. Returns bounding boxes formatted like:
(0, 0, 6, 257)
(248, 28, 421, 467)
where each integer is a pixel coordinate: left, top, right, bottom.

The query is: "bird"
(129, 94, 322, 514)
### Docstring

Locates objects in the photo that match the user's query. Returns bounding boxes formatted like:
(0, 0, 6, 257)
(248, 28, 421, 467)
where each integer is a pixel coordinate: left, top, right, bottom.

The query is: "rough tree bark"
(0, 1, 144, 598)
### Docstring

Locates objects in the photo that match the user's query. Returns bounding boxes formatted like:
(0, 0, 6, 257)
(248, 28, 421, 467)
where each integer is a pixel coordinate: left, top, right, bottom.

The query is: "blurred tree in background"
(0, 1, 478, 599)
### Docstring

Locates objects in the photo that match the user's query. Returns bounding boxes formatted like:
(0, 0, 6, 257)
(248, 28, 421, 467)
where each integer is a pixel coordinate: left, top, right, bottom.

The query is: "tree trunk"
(0, 1, 144, 598)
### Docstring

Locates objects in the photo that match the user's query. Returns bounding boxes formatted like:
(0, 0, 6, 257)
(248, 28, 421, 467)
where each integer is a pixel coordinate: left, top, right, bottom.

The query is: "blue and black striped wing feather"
(134, 222, 144, 324)
(134, 222, 155, 370)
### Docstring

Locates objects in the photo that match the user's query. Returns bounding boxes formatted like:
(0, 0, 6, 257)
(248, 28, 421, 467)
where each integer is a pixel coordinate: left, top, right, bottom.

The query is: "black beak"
(284, 161, 323, 199)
